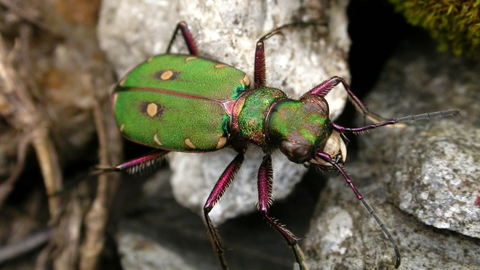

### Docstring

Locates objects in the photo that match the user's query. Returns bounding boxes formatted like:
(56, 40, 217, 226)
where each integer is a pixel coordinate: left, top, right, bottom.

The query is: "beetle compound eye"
(280, 140, 313, 163)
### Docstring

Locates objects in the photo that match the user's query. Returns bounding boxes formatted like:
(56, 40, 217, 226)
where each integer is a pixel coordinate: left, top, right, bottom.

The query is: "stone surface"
(303, 36, 480, 268)
(304, 173, 480, 269)
(360, 37, 480, 239)
(387, 122, 480, 238)
(118, 231, 197, 270)
(97, 0, 350, 225)
(116, 168, 321, 270)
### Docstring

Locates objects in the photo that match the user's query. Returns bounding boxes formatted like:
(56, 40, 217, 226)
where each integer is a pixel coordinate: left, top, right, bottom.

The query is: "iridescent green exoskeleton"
(104, 22, 458, 270)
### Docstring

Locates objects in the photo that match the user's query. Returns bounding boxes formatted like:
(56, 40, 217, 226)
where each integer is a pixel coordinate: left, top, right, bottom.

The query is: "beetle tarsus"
(292, 244, 309, 270)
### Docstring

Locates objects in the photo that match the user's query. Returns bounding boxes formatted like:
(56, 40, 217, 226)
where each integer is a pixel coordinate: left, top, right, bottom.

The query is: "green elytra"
(107, 21, 458, 269)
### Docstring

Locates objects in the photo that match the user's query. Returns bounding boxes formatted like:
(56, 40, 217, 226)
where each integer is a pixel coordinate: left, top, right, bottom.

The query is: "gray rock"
(388, 122, 480, 238)
(361, 38, 480, 239)
(303, 38, 480, 268)
(117, 231, 198, 270)
(303, 173, 480, 269)
(116, 167, 320, 270)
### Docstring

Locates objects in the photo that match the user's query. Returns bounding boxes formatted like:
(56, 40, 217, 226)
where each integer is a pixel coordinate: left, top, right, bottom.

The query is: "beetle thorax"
(233, 87, 287, 147)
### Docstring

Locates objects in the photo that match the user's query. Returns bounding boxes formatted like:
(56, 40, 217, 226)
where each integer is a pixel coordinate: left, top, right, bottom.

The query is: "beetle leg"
(315, 152, 401, 268)
(306, 76, 385, 123)
(51, 150, 170, 195)
(253, 23, 301, 88)
(253, 36, 267, 88)
(203, 152, 245, 270)
(166, 21, 199, 56)
(254, 23, 306, 88)
(253, 22, 326, 89)
(94, 150, 169, 175)
(257, 154, 309, 270)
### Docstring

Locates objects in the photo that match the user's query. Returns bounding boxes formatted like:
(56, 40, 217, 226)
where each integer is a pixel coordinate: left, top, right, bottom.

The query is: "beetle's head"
(268, 94, 347, 166)
(277, 129, 347, 166)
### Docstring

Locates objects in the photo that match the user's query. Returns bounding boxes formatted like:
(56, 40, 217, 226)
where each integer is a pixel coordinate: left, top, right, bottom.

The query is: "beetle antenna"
(395, 109, 459, 123)
(333, 109, 459, 134)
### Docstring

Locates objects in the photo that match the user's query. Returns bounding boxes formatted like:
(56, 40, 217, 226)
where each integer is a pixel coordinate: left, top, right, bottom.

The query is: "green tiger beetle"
(100, 21, 458, 269)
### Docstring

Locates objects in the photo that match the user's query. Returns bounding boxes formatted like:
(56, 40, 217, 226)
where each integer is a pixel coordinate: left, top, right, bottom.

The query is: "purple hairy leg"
(315, 152, 401, 268)
(95, 150, 169, 174)
(54, 150, 169, 195)
(203, 152, 245, 270)
(253, 24, 293, 88)
(257, 154, 308, 270)
(253, 22, 324, 89)
(111, 150, 168, 171)
(254, 40, 267, 88)
(166, 21, 198, 55)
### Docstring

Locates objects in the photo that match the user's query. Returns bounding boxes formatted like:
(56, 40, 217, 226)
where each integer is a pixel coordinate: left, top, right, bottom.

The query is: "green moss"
(389, 0, 480, 57)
